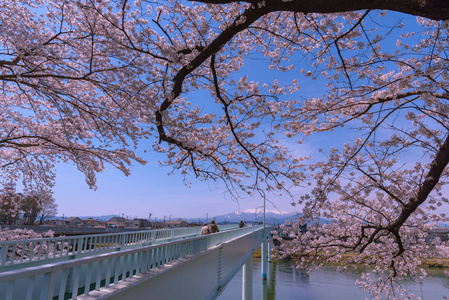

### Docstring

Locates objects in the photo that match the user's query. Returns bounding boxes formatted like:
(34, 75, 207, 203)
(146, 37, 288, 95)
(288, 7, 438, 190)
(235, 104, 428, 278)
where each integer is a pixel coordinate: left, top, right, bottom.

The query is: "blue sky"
(52, 151, 305, 219)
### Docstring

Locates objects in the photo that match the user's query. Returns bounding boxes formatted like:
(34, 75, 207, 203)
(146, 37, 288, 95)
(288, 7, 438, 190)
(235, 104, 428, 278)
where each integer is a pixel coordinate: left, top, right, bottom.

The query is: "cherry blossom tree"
(19, 191, 57, 225)
(20, 193, 40, 225)
(0, 188, 57, 225)
(0, 0, 146, 191)
(3, 0, 449, 297)
(0, 193, 22, 225)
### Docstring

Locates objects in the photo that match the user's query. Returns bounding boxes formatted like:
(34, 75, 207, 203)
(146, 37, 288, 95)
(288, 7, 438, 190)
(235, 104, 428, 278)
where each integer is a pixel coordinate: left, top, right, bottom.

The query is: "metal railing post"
(242, 255, 253, 300)
(0, 243, 8, 266)
(261, 238, 267, 280)
(268, 235, 272, 263)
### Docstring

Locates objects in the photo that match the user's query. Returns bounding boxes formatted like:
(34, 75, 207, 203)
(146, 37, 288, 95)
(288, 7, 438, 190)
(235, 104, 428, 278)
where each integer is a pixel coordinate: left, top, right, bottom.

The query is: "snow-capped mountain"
(205, 209, 302, 225)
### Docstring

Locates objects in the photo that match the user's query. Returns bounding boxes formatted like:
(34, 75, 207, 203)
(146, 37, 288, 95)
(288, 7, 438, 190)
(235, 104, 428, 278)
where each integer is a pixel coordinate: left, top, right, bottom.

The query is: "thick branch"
(359, 133, 449, 255)
(156, 5, 270, 144)
(388, 133, 449, 230)
(193, 0, 449, 20)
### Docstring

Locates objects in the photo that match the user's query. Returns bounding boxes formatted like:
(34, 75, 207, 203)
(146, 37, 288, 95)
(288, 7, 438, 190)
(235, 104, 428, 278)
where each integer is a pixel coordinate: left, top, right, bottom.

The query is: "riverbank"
(252, 249, 449, 269)
(422, 257, 449, 268)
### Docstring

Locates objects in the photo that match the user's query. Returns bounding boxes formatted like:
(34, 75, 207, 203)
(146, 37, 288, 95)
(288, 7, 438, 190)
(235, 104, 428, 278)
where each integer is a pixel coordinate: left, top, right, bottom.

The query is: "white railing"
(0, 225, 268, 300)
(0, 224, 238, 270)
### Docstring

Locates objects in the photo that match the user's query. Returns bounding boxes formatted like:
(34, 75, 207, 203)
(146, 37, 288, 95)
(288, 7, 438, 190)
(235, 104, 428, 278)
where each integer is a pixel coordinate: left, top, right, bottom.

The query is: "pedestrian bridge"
(0, 225, 272, 299)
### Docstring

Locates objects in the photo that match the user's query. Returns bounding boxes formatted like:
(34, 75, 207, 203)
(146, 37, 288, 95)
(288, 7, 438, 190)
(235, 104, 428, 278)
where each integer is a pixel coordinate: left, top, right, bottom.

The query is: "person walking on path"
(201, 222, 211, 235)
(209, 220, 219, 233)
(238, 219, 244, 228)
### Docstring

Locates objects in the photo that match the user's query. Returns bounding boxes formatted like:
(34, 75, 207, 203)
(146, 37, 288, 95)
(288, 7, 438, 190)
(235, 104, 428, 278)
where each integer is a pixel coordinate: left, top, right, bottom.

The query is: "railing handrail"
(0, 224, 239, 268)
(0, 224, 237, 245)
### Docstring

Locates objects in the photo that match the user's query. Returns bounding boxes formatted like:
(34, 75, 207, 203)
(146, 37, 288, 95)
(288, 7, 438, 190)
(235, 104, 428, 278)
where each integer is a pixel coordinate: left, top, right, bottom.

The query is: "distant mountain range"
(53, 215, 120, 222)
(200, 209, 302, 225)
(203, 209, 332, 225)
(53, 210, 331, 225)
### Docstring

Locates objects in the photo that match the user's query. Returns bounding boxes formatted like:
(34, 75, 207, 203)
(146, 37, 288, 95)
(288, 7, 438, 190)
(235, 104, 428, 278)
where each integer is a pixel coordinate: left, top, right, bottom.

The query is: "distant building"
(133, 218, 151, 229)
(426, 228, 449, 242)
(44, 219, 63, 226)
(107, 217, 127, 228)
(62, 217, 82, 226)
(165, 220, 188, 228)
(82, 218, 100, 227)
(124, 219, 135, 229)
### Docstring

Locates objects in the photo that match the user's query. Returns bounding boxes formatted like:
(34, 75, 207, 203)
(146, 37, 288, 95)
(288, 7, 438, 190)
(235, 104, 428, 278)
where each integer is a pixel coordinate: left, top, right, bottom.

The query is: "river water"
(217, 259, 449, 299)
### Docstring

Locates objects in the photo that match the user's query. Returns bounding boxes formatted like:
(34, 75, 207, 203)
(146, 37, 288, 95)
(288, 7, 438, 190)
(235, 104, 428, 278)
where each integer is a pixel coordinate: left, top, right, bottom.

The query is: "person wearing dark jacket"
(209, 220, 219, 233)
(238, 219, 244, 228)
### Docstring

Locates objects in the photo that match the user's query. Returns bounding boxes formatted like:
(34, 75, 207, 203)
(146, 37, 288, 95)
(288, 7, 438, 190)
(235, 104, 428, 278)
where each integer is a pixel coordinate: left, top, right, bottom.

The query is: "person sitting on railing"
(209, 220, 219, 233)
(201, 222, 211, 235)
